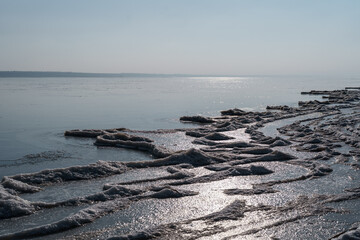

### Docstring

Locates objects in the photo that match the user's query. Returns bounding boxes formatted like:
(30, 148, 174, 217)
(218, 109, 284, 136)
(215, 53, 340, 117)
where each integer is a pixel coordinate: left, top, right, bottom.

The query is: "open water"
(0, 75, 359, 239)
(0, 75, 359, 178)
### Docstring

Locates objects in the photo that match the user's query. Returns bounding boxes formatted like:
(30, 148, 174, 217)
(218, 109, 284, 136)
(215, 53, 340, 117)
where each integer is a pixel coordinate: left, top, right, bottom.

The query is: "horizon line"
(1, 70, 358, 78)
(0, 70, 290, 78)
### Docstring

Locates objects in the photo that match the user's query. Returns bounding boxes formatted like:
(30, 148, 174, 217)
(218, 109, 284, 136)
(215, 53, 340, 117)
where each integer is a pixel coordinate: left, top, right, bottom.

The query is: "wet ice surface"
(20, 168, 170, 203)
(32, 162, 308, 240)
(129, 131, 200, 152)
(259, 112, 322, 139)
(219, 128, 251, 143)
(1, 88, 360, 240)
(0, 135, 153, 179)
(0, 206, 87, 236)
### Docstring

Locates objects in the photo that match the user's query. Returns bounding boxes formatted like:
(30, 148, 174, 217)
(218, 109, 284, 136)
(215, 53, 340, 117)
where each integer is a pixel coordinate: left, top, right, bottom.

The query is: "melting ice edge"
(1, 87, 360, 239)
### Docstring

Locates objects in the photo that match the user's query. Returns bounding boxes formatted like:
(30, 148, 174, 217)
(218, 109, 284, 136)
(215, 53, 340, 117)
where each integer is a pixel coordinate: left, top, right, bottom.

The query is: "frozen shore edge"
(0, 88, 359, 239)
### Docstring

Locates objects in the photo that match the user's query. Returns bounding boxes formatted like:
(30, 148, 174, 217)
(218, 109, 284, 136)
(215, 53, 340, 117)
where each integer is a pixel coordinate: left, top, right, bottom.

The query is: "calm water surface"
(0, 76, 358, 177)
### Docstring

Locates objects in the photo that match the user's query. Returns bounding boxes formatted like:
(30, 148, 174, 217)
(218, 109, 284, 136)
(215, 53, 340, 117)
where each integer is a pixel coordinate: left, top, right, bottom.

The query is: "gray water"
(0, 75, 359, 178)
(1, 75, 360, 239)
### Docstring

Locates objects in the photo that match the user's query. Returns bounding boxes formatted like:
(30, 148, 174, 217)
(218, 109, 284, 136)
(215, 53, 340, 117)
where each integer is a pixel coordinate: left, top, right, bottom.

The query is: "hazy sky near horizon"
(1, 0, 360, 75)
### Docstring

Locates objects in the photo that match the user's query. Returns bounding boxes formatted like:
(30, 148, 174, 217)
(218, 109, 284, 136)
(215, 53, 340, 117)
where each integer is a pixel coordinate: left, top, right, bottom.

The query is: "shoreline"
(0, 88, 359, 239)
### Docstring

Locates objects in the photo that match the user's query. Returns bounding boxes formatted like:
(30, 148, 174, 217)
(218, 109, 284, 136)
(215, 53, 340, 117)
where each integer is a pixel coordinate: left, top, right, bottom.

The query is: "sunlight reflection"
(189, 77, 253, 82)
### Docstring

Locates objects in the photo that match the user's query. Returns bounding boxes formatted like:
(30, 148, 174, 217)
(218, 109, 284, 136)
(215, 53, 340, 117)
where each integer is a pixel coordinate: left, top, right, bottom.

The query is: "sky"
(0, 0, 360, 75)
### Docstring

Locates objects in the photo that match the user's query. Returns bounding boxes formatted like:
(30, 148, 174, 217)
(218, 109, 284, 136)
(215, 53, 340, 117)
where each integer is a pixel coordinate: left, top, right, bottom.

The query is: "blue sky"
(1, 0, 359, 75)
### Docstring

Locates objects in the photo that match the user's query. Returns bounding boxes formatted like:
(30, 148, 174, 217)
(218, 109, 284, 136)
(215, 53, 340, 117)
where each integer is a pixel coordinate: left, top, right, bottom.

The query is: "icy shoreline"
(1, 88, 359, 239)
